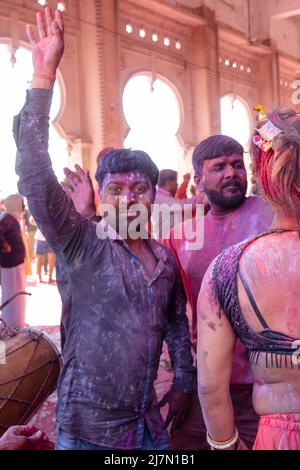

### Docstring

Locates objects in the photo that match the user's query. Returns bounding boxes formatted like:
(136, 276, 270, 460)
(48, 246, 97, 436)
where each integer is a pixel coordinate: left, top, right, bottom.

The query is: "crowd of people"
(0, 7, 299, 451)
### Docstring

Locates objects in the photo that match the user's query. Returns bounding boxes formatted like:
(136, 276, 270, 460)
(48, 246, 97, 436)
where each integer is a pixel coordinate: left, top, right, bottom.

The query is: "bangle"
(207, 427, 239, 450)
(33, 72, 56, 82)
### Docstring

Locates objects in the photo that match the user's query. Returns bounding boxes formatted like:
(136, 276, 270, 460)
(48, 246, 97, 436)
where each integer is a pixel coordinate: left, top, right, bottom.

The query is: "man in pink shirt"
(163, 135, 274, 449)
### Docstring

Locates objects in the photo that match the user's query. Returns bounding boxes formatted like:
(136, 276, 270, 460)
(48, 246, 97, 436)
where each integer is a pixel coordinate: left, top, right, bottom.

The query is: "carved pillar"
(96, 0, 122, 148)
(189, 6, 220, 146)
(258, 40, 280, 110)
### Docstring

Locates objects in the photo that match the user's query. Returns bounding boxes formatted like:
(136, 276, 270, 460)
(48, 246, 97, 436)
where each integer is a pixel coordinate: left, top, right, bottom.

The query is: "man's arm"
(197, 261, 237, 449)
(165, 271, 195, 393)
(160, 264, 195, 434)
(176, 174, 190, 199)
(15, 8, 91, 258)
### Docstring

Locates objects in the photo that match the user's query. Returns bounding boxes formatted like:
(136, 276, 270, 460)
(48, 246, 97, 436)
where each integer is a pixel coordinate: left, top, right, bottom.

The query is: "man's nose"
(123, 190, 138, 203)
(224, 165, 238, 179)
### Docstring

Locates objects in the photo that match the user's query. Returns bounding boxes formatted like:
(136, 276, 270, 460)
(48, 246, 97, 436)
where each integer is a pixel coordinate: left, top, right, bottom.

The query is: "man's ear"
(194, 174, 204, 192)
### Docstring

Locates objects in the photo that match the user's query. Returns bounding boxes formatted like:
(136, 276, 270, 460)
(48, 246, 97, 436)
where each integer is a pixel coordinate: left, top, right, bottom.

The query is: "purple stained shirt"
(14, 89, 195, 449)
(163, 196, 274, 384)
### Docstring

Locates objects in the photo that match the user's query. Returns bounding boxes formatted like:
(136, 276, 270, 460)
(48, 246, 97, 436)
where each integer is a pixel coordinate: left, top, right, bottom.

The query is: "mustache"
(221, 180, 243, 190)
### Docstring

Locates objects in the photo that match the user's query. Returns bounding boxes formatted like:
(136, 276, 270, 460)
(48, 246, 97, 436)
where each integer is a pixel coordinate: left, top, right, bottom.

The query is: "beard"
(204, 180, 247, 209)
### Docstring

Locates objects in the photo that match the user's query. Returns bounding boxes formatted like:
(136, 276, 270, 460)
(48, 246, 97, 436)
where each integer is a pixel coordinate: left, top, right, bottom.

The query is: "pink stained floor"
(19, 273, 173, 444)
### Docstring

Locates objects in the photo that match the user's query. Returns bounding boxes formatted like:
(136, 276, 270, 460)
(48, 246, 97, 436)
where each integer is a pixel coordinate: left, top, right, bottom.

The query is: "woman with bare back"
(197, 109, 300, 450)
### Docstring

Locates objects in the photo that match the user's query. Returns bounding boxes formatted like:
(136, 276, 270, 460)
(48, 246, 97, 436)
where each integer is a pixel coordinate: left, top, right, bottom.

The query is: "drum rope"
(0, 358, 58, 386)
(1, 339, 39, 359)
(0, 330, 61, 433)
(17, 363, 58, 426)
(0, 318, 17, 340)
(0, 397, 32, 405)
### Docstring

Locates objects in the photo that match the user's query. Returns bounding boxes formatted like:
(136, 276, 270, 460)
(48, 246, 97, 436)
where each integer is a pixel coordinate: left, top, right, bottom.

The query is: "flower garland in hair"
(253, 105, 283, 200)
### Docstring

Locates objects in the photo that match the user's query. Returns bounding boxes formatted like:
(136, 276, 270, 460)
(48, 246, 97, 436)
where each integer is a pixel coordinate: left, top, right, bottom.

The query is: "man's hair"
(192, 135, 244, 174)
(95, 148, 159, 190)
(158, 169, 178, 188)
(96, 147, 115, 165)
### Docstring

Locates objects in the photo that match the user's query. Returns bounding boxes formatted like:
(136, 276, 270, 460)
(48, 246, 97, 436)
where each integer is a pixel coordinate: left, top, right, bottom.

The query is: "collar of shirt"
(96, 218, 168, 271)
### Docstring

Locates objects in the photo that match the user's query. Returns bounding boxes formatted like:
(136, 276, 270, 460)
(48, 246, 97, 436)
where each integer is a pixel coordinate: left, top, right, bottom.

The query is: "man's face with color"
(101, 171, 155, 230)
(197, 154, 247, 209)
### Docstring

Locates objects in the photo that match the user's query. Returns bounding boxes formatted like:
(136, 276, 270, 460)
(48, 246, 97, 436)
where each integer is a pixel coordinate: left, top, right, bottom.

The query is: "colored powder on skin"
(207, 322, 216, 332)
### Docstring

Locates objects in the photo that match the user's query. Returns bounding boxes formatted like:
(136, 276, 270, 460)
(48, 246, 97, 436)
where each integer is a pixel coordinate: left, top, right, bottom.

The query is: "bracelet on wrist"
(207, 427, 239, 450)
(33, 72, 56, 82)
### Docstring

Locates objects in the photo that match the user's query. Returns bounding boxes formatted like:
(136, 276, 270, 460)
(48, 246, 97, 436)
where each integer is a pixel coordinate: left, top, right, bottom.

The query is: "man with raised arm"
(14, 7, 194, 451)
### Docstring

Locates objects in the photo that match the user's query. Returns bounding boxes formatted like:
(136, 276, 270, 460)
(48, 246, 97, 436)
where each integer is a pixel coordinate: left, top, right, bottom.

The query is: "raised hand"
(26, 7, 64, 78)
(62, 164, 97, 220)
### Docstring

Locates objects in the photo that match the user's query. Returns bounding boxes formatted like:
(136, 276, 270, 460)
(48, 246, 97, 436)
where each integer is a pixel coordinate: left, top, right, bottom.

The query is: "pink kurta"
(163, 196, 274, 384)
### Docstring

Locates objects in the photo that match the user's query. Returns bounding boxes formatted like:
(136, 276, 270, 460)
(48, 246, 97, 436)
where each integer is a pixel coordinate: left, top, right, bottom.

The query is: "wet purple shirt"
(14, 89, 195, 449)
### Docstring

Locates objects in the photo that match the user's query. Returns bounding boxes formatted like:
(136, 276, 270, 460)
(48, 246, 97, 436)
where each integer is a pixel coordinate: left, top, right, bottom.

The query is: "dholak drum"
(0, 319, 61, 437)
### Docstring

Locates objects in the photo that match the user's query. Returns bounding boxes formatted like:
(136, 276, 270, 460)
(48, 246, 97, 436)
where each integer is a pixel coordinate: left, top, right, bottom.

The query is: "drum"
(0, 319, 61, 437)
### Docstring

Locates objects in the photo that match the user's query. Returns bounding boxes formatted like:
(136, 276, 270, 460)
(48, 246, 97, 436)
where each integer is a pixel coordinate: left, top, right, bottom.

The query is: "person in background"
(153, 170, 205, 239)
(176, 173, 210, 214)
(155, 170, 179, 203)
(0, 194, 26, 328)
(34, 229, 56, 284)
(23, 207, 37, 262)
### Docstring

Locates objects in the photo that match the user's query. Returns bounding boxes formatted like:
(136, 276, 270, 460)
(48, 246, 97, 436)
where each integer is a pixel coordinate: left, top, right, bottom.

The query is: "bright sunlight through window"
(123, 74, 182, 171)
(0, 44, 67, 199)
(220, 95, 251, 150)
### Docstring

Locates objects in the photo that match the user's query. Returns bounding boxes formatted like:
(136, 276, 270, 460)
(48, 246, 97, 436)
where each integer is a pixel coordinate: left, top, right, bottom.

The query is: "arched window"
(220, 95, 252, 150)
(220, 95, 253, 186)
(122, 74, 182, 171)
(0, 44, 67, 199)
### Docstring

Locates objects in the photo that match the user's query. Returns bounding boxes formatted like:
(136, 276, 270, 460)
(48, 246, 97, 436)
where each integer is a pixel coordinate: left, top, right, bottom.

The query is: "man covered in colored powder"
(162, 135, 274, 449)
(15, 7, 195, 450)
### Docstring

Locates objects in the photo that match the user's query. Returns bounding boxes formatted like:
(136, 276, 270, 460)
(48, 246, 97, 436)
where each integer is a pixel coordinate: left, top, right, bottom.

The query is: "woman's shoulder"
(210, 231, 273, 298)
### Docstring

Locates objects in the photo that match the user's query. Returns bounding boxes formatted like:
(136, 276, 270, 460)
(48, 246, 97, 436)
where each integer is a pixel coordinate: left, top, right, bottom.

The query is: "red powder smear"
(259, 148, 277, 199)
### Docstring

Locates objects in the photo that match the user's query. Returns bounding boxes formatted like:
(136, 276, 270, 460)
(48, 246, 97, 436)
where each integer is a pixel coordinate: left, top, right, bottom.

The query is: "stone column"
(96, 0, 122, 148)
(189, 6, 221, 146)
(258, 39, 280, 110)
